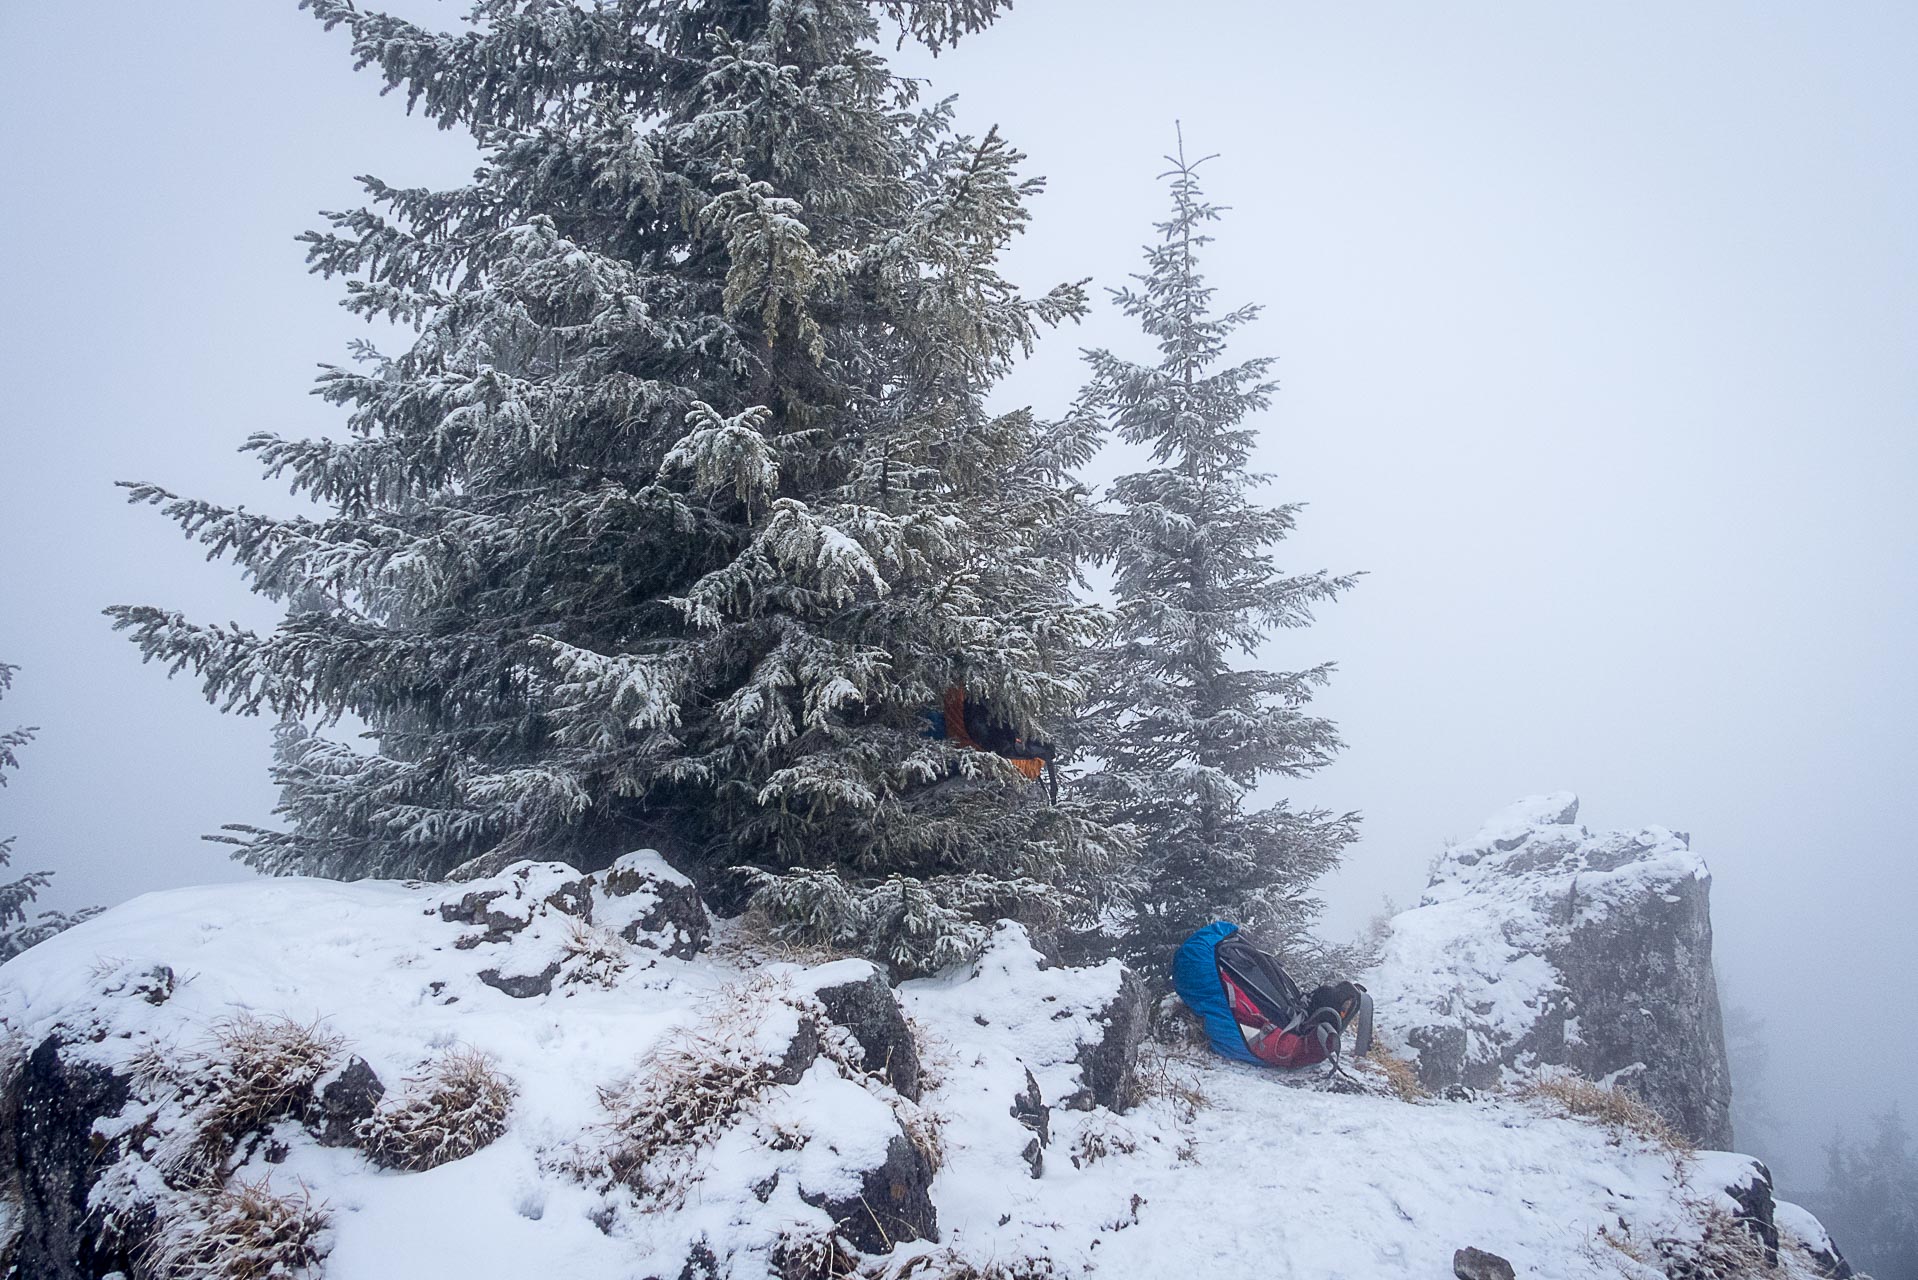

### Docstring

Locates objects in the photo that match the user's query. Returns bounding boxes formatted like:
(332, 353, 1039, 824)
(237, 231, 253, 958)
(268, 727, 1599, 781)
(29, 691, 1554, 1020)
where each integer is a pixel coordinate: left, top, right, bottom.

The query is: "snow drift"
(0, 846, 1850, 1279)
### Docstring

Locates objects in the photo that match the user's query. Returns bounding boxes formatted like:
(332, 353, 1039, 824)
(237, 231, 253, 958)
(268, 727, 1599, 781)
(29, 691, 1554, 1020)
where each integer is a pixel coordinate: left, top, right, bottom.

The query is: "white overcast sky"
(2, 1, 1913, 1195)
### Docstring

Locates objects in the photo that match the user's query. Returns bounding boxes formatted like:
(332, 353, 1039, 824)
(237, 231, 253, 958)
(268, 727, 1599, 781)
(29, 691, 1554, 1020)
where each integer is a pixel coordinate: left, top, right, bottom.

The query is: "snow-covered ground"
(0, 862, 1840, 1279)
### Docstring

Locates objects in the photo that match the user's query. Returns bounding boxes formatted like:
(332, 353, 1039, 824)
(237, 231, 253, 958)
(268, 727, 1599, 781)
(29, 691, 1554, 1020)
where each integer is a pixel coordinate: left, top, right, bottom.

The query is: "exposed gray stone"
(1453, 1246, 1516, 1280)
(318, 1056, 386, 1148)
(770, 1015, 821, 1086)
(2, 1036, 140, 1280)
(1372, 794, 1733, 1148)
(1064, 967, 1148, 1113)
(1721, 1159, 1780, 1264)
(1011, 1066, 1050, 1178)
(478, 960, 563, 999)
(802, 1130, 938, 1254)
(438, 861, 592, 943)
(806, 962, 922, 1100)
(589, 850, 710, 959)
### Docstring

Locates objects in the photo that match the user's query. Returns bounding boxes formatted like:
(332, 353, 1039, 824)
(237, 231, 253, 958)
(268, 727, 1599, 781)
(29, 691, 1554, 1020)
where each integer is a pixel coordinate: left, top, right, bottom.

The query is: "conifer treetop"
(107, 0, 1114, 976)
(1076, 137, 1359, 967)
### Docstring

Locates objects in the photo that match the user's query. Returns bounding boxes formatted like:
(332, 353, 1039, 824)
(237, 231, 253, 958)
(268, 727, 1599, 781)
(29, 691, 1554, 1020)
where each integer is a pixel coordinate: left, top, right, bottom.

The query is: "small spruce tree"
(1074, 141, 1358, 970)
(108, 0, 1115, 974)
(0, 664, 98, 962)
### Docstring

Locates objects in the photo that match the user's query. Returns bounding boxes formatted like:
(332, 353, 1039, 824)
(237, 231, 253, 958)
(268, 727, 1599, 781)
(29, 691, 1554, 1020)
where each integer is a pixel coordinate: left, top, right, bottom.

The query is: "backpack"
(1173, 922, 1373, 1068)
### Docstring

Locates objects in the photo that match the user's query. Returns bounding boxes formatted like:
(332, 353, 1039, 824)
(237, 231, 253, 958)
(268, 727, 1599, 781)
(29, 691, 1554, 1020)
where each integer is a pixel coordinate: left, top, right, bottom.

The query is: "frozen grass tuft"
(579, 981, 788, 1206)
(1522, 1071, 1692, 1155)
(1355, 1041, 1427, 1103)
(154, 1015, 345, 1185)
(1068, 1115, 1140, 1169)
(1584, 1200, 1776, 1280)
(142, 1175, 329, 1280)
(1654, 1200, 1776, 1280)
(877, 1248, 1065, 1279)
(770, 1229, 861, 1279)
(355, 1046, 517, 1171)
(559, 918, 630, 988)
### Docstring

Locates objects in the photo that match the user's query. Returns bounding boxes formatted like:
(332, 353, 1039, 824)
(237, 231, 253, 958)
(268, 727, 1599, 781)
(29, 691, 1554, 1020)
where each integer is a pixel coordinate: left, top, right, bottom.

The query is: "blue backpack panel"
(1172, 920, 1260, 1064)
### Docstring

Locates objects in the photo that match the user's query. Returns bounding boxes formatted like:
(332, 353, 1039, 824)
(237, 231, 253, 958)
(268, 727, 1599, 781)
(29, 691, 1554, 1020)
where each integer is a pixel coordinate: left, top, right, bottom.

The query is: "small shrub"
(355, 1047, 516, 1171)
(1134, 1041, 1209, 1124)
(559, 918, 630, 988)
(142, 1176, 329, 1280)
(1522, 1072, 1692, 1154)
(580, 981, 792, 1205)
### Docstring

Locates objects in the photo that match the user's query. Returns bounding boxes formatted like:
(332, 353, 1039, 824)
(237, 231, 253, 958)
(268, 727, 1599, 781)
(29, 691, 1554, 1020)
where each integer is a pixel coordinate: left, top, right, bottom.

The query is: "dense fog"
(2, 0, 1911, 1227)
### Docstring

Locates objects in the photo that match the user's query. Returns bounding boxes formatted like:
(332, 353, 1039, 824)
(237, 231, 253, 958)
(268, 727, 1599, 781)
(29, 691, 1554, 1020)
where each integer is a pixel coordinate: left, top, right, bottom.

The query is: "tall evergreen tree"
(0, 664, 97, 962)
(108, 0, 1115, 974)
(1074, 142, 1357, 968)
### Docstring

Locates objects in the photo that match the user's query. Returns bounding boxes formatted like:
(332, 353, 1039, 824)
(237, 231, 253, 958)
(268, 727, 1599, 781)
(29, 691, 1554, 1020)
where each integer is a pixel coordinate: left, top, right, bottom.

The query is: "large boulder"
(433, 853, 710, 997)
(1370, 794, 1733, 1148)
(797, 959, 923, 1101)
(1, 1036, 140, 1280)
(590, 850, 710, 960)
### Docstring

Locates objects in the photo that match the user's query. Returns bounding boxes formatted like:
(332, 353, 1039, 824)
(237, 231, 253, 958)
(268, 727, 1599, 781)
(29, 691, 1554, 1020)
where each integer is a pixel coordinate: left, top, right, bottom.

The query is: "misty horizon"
(3, 0, 1913, 1215)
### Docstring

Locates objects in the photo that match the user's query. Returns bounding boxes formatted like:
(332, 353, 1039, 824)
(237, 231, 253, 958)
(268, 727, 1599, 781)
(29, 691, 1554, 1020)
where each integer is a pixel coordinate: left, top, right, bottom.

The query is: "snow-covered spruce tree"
(107, 0, 1118, 975)
(0, 664, 97, 962)
(1074, 145, 1357, 971)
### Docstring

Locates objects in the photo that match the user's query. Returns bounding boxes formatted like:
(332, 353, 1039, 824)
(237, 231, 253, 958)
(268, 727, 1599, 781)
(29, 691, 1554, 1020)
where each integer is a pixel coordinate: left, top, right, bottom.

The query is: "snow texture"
(0, 864, 1837, 1278)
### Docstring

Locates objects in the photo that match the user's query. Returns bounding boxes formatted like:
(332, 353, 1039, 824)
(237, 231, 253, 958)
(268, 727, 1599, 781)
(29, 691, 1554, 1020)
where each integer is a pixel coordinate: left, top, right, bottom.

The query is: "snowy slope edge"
(0, 853, 1850, 1279)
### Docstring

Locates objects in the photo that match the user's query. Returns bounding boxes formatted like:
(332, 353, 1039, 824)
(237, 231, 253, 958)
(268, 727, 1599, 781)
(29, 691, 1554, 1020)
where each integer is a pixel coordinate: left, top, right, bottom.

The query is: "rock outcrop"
(1371, 793, 1734, 1148)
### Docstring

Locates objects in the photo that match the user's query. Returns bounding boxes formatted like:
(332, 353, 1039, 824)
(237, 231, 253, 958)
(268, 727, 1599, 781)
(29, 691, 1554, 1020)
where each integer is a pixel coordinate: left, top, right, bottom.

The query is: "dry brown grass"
(145, 1015, 345, 1185)
(355, 1046, 517, 1171)
(1583, 1201, 1777, 1279)
(142, 1176, 329, 1280)
(1354, 1043, 1427, 1103)
(770, 1229, 862, 1279)
(581, 982, 789, 1205)
(559, 918, 631, 988)
(1654, 1200, 1776, 1279)
(1522, 1072, 1693, 1155)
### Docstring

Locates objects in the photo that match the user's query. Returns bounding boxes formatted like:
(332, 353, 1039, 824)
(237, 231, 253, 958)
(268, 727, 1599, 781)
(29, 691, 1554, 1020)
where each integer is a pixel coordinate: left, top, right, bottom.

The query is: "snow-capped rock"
(0, 857, 1853, 1279)
(1369, 793, 1734, 1148)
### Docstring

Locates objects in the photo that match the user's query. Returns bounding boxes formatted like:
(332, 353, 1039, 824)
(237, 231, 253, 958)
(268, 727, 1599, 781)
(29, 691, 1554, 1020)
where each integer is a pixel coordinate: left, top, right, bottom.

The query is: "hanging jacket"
(935, 685, 1048, 784)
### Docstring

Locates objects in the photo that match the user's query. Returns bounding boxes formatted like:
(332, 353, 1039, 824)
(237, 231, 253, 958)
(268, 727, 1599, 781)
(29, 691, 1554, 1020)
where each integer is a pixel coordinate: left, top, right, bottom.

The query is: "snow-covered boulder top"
(1371, 793, 1734, 1147)
(0, 853, 1859, 1280)
(0, 862, 1156, 1280)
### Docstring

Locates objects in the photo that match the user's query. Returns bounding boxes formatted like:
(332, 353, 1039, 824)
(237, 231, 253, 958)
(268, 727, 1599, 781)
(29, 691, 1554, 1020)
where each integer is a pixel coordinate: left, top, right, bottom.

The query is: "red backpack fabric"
(1218, 968, 1335, 1069)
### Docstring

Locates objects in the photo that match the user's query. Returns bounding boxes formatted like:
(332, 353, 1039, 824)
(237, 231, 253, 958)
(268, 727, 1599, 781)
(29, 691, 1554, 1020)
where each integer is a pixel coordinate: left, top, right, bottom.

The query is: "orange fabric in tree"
(943, 685, 1043, 779)
(942, 686, 978, 749)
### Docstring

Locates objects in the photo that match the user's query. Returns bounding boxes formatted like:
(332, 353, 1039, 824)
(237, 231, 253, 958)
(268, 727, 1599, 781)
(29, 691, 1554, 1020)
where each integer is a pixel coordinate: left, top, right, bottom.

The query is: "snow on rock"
(1370, 794, 1734, 1148)
(0, 864, 1853, 1280)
